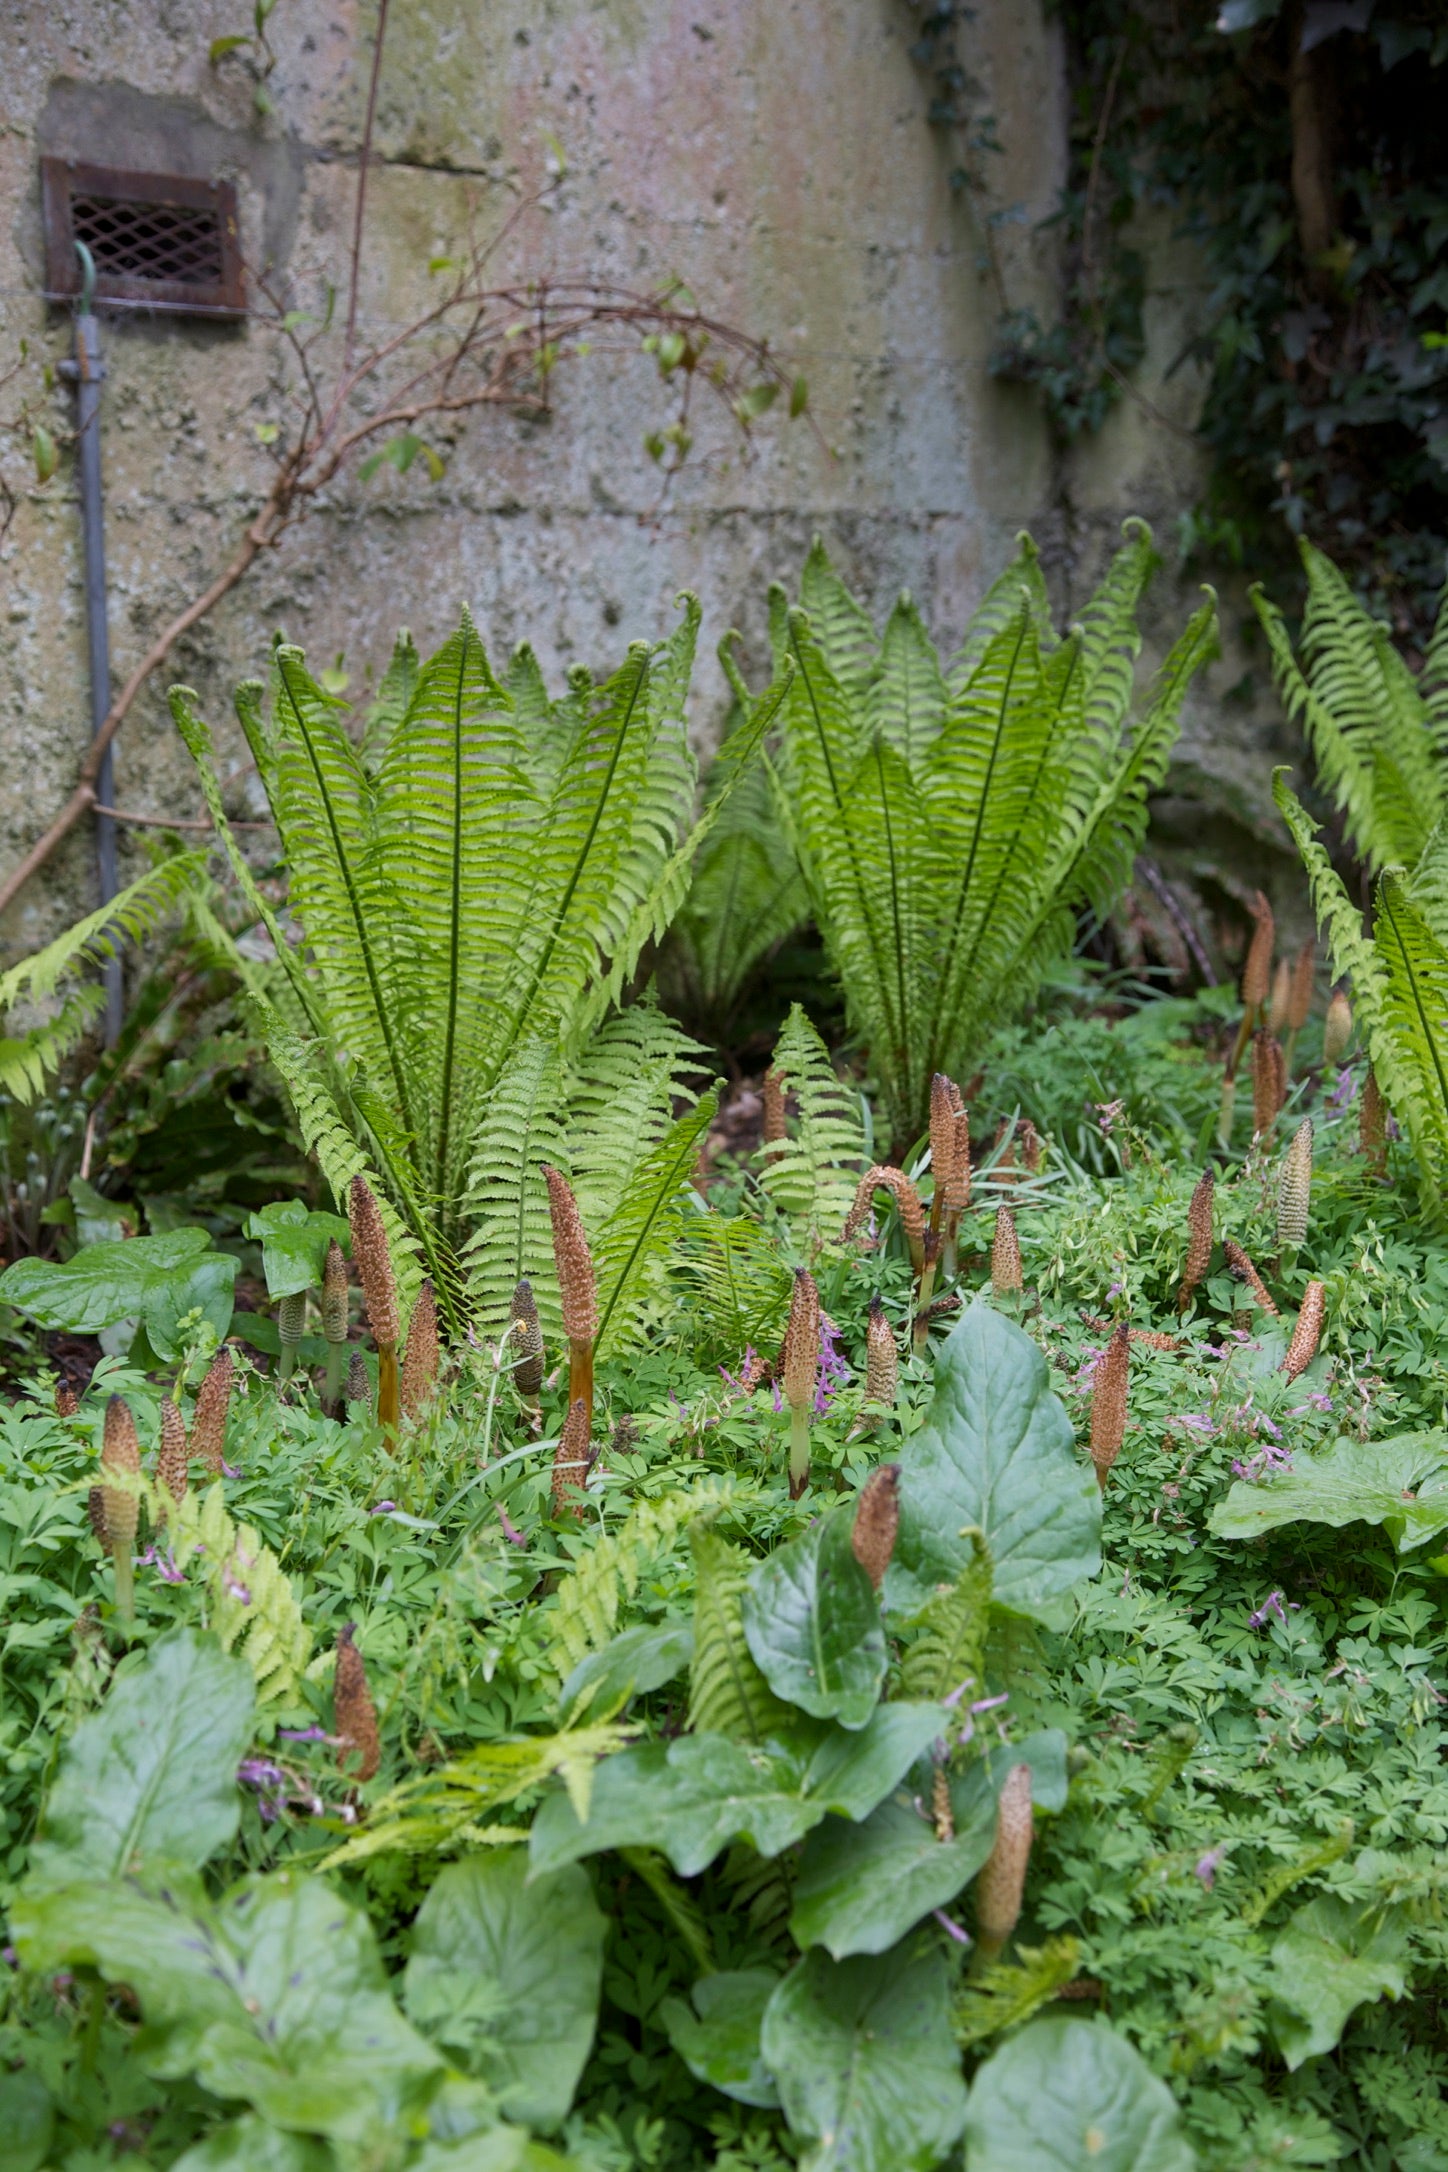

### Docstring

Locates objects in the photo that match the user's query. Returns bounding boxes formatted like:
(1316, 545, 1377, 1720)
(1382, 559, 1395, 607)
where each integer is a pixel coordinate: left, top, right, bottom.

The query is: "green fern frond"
(548, 1480, 744, 1677)
(594, 1088, 719, 1358)
(619, 1847, 715, 1972)
(687, 1524, 791, 1744)
(566, 999, 708, 1233)
(0, 987, 106, 1104)
(869, 592, 949, 775)
(162, 1479, 311, 1707)
(0, 852, 205, 1026)
(897, 1534, 993, 1705)
(758, 1004, 866, 1251)
(952, 1938, 1083, 2049)
(360, 628, 421, 772)
(943, 531, 1058, 692)
(461, 1035, 571, 1340)
(677, 1209, 794, 1368)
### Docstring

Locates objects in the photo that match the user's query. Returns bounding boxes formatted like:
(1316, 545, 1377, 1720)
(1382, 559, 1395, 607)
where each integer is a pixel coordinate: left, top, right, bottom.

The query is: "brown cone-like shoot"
(783, 1267, 821, 1499)
(1284, 1280, 1326, 1381)
(334, 1623, 380, 1783)
(991, 1206, 1023, 1295)
(277, 1291, 306, 1382)
(54, 1376, 78, 1419)
(762, 1066, 787, 1146)
(509, 1277, 545, 1398)
(191, 1346, 234, 1476)
(864, 1294, 898, 1414)
(1323, 988, 1353, 1067)
(401, 1280, 440, 1420)
(851, 1464, 900, 1589)
(102, 1394, 141, 1625)
(841, 1164, 926, 1273)
(1268, 957, 1291, 1036)
(544, 1163, 598, 1429)
(321, 1240, 349, 1343)
(348, 1176, 399, 1348)
(345, 1348, 371, 1411)
(1276, 1118, 1313, 1250)
(1179, 1169, 1214, 1314)
(1224, 1239, 1279, 1316)
(1242, 891, 1275, 1013)
(157, 1398, 189, 1512)
(929, 1072, 956, 1233)
(1252, 1030, 1285, 1136)
(86, 1486, 108, 1547)
(1361, 1068, 1386, 1175)
(975, 1763, 1034, 1962)
(1089, 1324, 1130, 1490)
(551, 1395, 591, 1518)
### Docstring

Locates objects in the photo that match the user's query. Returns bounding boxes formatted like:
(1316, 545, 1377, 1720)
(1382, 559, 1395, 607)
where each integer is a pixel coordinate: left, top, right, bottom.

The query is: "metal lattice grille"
(40, 157, 245, 318)
(69, 193, 225, 288)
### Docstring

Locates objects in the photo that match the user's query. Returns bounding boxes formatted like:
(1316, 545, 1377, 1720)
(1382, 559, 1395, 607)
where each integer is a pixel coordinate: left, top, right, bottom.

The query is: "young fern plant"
(172, 605, 785, 1322)
(738, 525, 1218, 1151)
(1275, 770, 1448, 1218)
(1254, 538, 1448, 875)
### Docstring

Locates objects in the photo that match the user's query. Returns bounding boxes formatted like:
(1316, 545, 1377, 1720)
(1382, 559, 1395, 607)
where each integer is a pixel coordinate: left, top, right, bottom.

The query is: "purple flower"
(496, 1505, 526, 1546)
(1247, 1590, 1297, 1629)
(278, 1726, 328, 1742)
(934, 1909, 973, 1946)
(814, 1321, 852, 1417)
(1194, 1846, 1225, 1889)
(1095, 1099, 1125, 1136)
(140, 1545, 186, 1584)
(221, 1459, 241, 1479)
(1178, 1413, 1215, 1435)
(225, 1577, 252, 1606)
(370, 1500, 398, 1516)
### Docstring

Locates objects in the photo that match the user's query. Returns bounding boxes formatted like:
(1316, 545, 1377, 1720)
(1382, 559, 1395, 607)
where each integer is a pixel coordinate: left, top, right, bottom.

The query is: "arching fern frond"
(593, 1087, 719, 1358)
(896, 1534, 993, 1705)
(677, 1208, 794, 1369)
(687, 1525, 790, 1743)
(758, 1004, 866, 1253)
(548, 1480, 743, 1677)
(162, 1479, 311, 1709)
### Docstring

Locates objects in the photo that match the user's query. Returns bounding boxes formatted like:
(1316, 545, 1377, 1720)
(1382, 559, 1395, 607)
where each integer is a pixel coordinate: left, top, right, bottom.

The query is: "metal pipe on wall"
(62, 243, 122, 1045)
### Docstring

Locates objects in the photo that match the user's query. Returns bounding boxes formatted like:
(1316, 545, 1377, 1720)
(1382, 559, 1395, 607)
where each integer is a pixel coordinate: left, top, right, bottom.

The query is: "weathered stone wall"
(1, 0, 1289, 970)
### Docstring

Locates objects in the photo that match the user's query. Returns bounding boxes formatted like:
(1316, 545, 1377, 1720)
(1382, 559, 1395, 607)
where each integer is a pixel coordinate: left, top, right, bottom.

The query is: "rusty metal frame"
(40, 157, 246, 318)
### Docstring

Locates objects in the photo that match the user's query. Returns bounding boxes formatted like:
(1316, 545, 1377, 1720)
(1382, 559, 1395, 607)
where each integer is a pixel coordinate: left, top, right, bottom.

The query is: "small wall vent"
(41, 158, 245, 318)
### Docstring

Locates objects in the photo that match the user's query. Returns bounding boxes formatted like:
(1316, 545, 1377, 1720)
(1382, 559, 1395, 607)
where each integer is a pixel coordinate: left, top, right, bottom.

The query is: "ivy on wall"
(909, 0, 1448, 639)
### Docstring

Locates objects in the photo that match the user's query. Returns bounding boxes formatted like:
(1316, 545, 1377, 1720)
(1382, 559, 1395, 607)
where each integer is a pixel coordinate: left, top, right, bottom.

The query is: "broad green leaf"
(760, 1941, 967, 2172)
(245, 1202, 350, 1298)
(0, 2069, 52, 2172)
(962, 2015, 1196, 2171)
(659, 1969, 782, 2108)
(1209, 1433, 1448, 1552)
(888, 1304, 1101, 1619)
(529, 1705, 948, 1878)
(403, 1852, 605, 2129)
(1268, 1896, 1410, 2069)
(790, 1731, 1069, 1958)
(742, 1504, 885, 1728)
(171, 2118, 331, 2171)
(0, 1229, 236, 1360)
(559, 1618, 694, 1720)
(17, 1871, 442, 2144)
(23, 1628, 254, 1887)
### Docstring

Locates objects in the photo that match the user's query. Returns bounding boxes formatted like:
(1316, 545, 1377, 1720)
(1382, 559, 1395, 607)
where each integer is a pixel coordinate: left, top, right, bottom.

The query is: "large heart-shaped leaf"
(171, 2119, 332, 2171)
(529, 1705, 948, 1879)
(16, 1871, 442, 2145)
(887, 1303, 1101, 1620)
(1268, 1896, 1410, 2069)
(962, 2015, 1196, 2171)
(0, 1229, 236, 1361)
(742, 1505, 885, 1728)
(761, 1940, 967, 2172)
(660, 1969, 782, 2108)
(790, 1730, 1069, 1958)
(24, 1628, 255, 1887)
(403, 1852, 605, 2129)
(1210, 1433, 1448, 1552)
(246, 1203, 351, 1299)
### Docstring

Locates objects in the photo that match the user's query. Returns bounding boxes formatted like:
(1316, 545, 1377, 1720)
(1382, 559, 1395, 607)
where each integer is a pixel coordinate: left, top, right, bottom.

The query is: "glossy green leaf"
(403, 1852, 605, 2129)
(529, 1705, 948, 1878)
(761, 1941, 967, 2172)
(660, 1969, 782, 2108)
(559, 1618, 694, 1719)
(17, 1871, 442, 2144)
(1209, 1433, 1448, 1552)
(962, 2015, 1196, 2171)
(790, 1730, 1069, 1957)
(0, 1229, 236, 1361)
(171, 2118, 331, 2172)
(1269, 1896, 1410, 2069)
(888, 1304, 1102, 1619)
(245, 1202, 350, 1298)
(743, 1504, 885, 1727)
(22, 1628, 254, 1888)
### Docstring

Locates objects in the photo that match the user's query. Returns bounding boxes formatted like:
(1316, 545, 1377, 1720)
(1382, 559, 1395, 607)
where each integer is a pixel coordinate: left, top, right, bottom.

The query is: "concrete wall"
(1, 0, 1287, 969)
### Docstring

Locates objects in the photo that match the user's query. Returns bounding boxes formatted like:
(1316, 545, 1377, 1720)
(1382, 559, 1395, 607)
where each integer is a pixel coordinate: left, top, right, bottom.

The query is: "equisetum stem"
(788, 1405, 811, 1498)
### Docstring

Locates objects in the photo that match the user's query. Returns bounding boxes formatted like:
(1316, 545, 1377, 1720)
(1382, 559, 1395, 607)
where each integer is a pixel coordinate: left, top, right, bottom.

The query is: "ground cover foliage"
(5, 536, 1448, 2170)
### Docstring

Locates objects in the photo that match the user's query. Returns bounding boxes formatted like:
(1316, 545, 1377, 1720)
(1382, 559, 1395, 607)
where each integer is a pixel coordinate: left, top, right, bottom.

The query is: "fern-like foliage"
(758, 1003, 866, 1254)
(677, 1209, 793, 1369)
(754, 527, 1217, 1148)
(160, 1478, 311, 1708)
(0, 854, 207, 1103)
(548, 1480, 744, 1678)
(1276, 772, 1448, 1215)
(171, 609, 788, 1316)
(656, 670, 809, 1036)
(896, 1534, 993, 1705)
(952, 1938, 1083, 2048)
(687, 1524, 790, 1743)
(1255, 541, 1447, 874)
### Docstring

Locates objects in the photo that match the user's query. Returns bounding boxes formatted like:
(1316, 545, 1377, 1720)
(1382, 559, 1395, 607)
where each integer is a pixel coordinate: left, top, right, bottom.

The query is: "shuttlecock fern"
(1275, 771, 1448, 1217)
(171, 605, 786, 1315)
(687, 1524, 791, 1743)
(1255, 540, 1447, 875)
(752, 526, 1217, 1148)
(757, 1003, 867, 1252)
